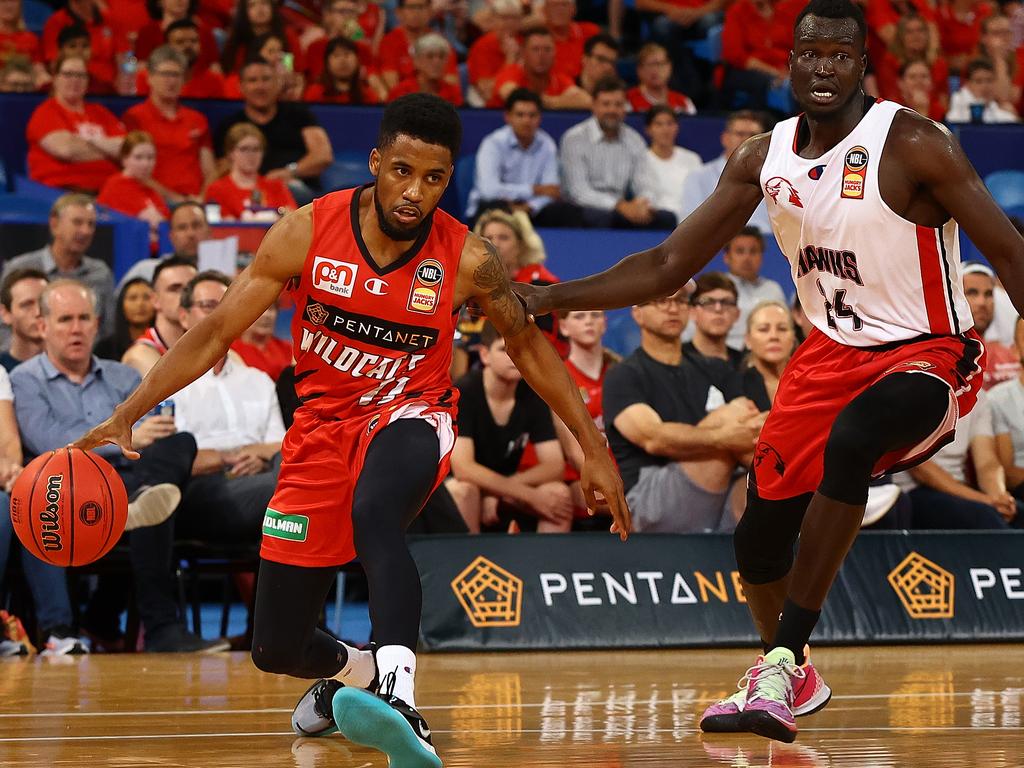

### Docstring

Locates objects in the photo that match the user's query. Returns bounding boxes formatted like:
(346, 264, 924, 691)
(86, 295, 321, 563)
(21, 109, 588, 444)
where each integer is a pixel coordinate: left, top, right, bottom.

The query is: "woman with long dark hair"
(220, 0, 304, 74)
(303, 36, 379, 103)
(95, 278, 156, 361)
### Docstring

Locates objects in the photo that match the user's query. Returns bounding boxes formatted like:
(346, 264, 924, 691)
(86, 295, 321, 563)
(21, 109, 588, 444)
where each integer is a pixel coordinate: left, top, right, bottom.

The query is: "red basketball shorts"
(261, 401, 456, 567)
(751, 329, 986, 501)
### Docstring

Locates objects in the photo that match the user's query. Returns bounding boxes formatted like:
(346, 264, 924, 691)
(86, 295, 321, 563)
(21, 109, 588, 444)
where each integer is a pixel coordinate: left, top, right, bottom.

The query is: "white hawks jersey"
(760, 98, 973, 347)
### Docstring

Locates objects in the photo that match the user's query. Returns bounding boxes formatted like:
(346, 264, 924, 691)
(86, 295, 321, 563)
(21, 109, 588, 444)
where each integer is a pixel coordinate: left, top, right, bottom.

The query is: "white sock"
(375, 645, 417, 708)
(332, 643, 376, 689)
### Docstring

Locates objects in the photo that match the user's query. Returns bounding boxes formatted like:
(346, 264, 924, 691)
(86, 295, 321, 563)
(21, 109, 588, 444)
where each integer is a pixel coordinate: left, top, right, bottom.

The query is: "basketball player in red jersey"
(76, 94, 630, 767)
(518, 0, 1024, 744)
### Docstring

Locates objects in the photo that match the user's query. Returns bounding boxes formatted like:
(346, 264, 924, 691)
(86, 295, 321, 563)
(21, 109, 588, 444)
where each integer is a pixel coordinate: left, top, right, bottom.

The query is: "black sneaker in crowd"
(144, 624, 231, 654)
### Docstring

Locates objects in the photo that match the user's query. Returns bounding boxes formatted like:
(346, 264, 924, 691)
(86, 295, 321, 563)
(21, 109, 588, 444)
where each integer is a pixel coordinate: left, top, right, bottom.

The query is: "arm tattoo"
(474, 239, 527, 335)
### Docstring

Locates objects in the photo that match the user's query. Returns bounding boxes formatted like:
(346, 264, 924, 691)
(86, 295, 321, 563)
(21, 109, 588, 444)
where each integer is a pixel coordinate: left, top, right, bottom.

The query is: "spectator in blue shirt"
(10, 279, 227, 654)
(466, 88, 584, 227)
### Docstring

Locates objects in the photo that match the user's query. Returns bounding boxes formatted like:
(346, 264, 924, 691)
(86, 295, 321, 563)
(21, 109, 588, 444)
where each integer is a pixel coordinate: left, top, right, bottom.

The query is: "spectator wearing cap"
(488, 26, 591, 109)
(214, 57, 334, 205)
(963, 261, 1022, 388)
(627, 43, 696, 115)
(560, 76, 676, 229)
(683, 272, 745, 369)
(576, 33, 620, 95)
(2, 193, 115, 338)
(644, 105, 702, 225)
(387, 32, 463, 105)
(467, 88, 583, 228)
(26, 53, 125, 192)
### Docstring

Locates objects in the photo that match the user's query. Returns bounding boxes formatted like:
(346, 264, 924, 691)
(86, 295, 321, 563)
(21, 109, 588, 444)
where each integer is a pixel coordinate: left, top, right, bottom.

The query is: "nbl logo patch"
(408, 259, 444, 315)
(841, 146, 869, 200)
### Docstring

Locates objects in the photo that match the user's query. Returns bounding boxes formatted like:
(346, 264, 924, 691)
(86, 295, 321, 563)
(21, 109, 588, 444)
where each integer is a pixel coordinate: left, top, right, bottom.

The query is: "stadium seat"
(603, 309, 641, 356)
(686, 23, 723, 63)
(321, 150, 373, 192)
(21, 0, 50, 34)
(984, 170, 1024, 210)
(454, 155, 475, 220)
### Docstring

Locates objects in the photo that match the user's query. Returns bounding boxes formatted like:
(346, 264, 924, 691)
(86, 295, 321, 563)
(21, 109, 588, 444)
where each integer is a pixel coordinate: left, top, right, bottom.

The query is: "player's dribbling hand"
(581, 452, 631, 541)
(74, 411, 140, 461)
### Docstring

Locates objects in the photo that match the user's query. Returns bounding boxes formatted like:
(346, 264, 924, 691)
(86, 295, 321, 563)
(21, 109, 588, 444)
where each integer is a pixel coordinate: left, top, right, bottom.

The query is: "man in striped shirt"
(559, 76, 677, 230)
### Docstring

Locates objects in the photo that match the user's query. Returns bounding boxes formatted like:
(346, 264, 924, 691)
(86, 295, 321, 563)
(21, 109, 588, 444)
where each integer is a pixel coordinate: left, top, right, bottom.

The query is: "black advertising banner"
(410, 531, 1024, 651)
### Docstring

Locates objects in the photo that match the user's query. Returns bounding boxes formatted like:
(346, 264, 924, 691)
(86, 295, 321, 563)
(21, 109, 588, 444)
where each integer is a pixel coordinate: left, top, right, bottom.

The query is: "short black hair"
(691, 271, 738, 303)
(378, 93, 462, 161)
(240, 53, 273, 76)
(584, 33, 620, 56)
(165, 17, 200, 38)
(57, 22, 89, 48)
(504, 87, 542, 113)
(794, 0, 868, 51)
(965, 57, 996, 79)
(152, 256, 198, 287)
(180, 270, 231, 309)
(644, 104, 677, 126)
(1, 268, 47, 310)
(729, 225, 765, 250)
(520, 25, 552, 44)
(592, 75, 626, 99)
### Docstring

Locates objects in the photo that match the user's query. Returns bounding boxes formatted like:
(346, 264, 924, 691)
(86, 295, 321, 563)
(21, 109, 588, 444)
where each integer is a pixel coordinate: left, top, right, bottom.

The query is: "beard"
(373, 189, 422, 242)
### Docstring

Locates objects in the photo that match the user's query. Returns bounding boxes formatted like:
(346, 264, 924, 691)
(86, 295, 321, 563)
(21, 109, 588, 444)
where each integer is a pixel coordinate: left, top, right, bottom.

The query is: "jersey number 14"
(816, 279, 864, 332)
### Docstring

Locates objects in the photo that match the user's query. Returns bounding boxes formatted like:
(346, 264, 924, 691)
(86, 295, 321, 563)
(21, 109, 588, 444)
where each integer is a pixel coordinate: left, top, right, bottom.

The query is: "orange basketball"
(9, 448, 128, 567)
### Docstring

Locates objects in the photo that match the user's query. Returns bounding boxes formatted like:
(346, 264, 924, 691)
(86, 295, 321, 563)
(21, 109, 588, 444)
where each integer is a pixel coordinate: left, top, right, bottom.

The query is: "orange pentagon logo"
(451, 556, 523, 628)
(887, 552, 955, 619)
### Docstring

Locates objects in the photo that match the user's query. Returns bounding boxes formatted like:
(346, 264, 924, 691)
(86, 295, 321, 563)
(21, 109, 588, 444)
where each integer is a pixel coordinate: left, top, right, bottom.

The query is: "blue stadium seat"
(686, 23, 723, 63)
(603, 309, 640, 357)
(454, 154, 475, 220)
(320, 149, 372, 192)
(22, 0, 50, 34)
(985, 170, 1024, 210)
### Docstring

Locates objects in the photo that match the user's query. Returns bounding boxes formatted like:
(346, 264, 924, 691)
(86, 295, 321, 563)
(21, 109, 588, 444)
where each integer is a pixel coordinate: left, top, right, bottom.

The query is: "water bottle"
(118, 34, 138, 96)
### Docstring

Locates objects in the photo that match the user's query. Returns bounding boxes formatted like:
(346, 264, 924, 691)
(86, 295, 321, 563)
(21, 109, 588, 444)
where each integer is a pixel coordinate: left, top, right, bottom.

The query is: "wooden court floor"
(1, 645, 1022, 767)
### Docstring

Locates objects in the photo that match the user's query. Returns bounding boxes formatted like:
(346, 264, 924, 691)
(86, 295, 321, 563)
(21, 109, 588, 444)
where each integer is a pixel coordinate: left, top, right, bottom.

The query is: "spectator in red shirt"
(466, 0, 522, 106)
(54, 22, 112, 94)
(489, 26, 592, 109)
(224, 32, 305, 101)
(160, 18, 225, 98)
(387, 32, 464, 105)
(636, 0, 728, 105)
(627, 43, 696, 114)
(303, 0, 378, 83)
(378, 0, 459, 92)
(874, 13, 949, 109)
(304, 36, 380, 103)
(541, 0, 599, 80)
(865, 0, 939, 56)
(977, 13, 1024, 112)
(0, 0, 47, 88)
(576, 33, 619, 95)
(939, 0, 995, 71)
(896, 59, 947, 119)
(41, 0, 126, 88)
(97, 130, 171, 244)
(26, 53, 125, 192)
(123, 46, 215, 200)
(0, 55, 34, 91)
(721, 0, 803, 110)
(204, 122, 297, 221)
(220, 0, 304, 75)
(231, 304, 291, 381)
(135, 0, 219, 74)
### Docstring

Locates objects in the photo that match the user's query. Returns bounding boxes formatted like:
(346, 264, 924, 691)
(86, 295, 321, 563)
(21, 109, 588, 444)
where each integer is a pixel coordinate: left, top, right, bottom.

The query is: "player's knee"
(251, 642, 296, 676)
(733, 488, 805, 584)
(820, 414, 877, 504)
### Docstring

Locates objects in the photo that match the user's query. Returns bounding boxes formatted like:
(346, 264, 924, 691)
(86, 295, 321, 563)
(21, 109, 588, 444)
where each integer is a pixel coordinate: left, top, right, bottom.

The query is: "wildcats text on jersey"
(796, 245, 864, 286)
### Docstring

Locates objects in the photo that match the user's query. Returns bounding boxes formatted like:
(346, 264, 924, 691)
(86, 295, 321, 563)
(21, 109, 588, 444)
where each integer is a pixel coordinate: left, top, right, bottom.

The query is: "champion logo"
(364, 277, 389, 296)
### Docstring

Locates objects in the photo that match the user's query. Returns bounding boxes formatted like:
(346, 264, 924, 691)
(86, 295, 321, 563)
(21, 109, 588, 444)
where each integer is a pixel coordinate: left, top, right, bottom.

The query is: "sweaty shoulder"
(255, 203, 314, 281)
(726, 132, 773, 184)
(886, 108, 960, 171)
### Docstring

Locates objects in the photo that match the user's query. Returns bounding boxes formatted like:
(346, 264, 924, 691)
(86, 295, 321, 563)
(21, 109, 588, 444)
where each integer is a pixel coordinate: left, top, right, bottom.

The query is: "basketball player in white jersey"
(518, 0, 1024, 744)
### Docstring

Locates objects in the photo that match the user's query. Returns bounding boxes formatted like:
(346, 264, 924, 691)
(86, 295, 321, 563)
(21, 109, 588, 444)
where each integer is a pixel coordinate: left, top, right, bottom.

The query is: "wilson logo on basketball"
(887, 552, 955, 619)
(451, 556, 523, 628)
(39, 474, 64, 552)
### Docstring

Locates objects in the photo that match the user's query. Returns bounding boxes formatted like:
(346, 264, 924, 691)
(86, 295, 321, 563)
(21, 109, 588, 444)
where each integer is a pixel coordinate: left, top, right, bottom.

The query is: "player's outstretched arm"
(457, 234, 632, 539)
(901, 114, 1024, 317)
(75, 207, 313, 458)
(519, 136, 768, 316)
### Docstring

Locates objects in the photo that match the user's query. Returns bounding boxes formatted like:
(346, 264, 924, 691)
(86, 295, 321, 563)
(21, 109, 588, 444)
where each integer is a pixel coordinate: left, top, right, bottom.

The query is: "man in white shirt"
(170, 271, 285, 544)
(946, 59, 1020, 124)
(560, 76, 676, 229)
(678, 110, 771, 232)
(722, 226, 787, 350)
(644, 105, 702, 225)
(990, 317, 1024, 501)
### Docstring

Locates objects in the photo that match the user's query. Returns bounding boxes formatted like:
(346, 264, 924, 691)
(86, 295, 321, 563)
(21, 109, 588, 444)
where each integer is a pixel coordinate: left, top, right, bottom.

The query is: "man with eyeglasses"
(168, 271, 285, 561)
(602, 287, 765, 532)
(684, 271, 745, 369)
(577, 33, 620, 96)
(679, 110, 771, 232)
(722, 226, 787, 349)
(123, 46, 216, 200)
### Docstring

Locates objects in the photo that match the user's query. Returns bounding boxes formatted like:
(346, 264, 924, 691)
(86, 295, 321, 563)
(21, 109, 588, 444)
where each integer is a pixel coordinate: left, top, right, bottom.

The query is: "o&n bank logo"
(312, 256, 358, 298)
(451, 556, 523, 628)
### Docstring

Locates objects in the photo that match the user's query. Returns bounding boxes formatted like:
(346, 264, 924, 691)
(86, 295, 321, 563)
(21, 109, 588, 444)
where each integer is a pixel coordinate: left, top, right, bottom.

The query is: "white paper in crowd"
(198, 236, 239, 276)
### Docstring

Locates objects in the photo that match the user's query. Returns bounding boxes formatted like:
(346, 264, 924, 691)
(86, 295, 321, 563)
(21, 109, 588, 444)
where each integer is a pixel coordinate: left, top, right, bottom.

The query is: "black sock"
(771, 599, 820, 665)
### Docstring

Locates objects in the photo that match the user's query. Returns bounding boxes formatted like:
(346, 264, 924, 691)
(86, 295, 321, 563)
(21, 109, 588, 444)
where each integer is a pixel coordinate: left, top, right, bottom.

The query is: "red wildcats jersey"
(290, 186, 468, 417)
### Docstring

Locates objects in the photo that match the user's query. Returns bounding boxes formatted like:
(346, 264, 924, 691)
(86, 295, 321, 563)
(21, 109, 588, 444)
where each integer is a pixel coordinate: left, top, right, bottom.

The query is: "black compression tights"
(251, 419, 441, 678)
